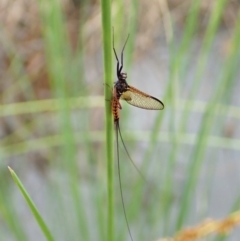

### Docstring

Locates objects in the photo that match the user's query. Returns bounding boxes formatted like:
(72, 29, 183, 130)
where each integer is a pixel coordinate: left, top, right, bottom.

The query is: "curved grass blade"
(8, 167, 55, 241)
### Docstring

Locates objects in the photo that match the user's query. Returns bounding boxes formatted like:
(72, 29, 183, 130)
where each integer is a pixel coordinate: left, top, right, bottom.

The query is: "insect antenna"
(112, 27, 130, 75)
(112, 27, 118, 62)
(120, 34, 129, 71)
(115, 119, 134, 241)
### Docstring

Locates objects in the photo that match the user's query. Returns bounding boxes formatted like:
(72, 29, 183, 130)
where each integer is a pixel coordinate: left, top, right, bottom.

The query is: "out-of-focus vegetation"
(0, 0, 240, 241)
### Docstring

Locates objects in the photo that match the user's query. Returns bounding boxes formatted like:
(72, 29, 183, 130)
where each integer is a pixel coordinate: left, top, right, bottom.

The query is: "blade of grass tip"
(8, 167, 55, 241)
(101, 0, 114, 241)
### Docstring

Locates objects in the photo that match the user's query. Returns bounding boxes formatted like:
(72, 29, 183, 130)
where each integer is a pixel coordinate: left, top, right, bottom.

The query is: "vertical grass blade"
(101, 1, 114, 241)
(176, 9, 240, 230)
(37, 0, 91, 239)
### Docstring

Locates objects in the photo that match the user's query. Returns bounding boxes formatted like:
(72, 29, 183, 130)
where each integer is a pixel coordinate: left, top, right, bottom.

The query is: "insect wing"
(120, 85, 164, 110)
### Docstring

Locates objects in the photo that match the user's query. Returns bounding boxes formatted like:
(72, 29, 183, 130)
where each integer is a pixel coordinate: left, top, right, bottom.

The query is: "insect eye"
(122, 73, 127, 79)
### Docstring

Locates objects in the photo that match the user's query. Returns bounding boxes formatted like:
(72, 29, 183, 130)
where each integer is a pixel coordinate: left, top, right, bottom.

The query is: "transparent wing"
(120, 85, 164, 110)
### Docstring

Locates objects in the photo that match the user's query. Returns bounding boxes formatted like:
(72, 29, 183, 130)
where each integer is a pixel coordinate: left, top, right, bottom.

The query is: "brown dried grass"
(158, 210, 240, 241)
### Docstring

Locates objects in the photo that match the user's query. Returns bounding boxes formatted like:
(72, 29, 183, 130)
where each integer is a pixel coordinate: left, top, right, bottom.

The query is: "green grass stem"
(101, 0, 114, 240)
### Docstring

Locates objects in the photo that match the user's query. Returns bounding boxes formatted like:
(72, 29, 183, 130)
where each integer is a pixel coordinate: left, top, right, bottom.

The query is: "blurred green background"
(0, 0, 240, 240)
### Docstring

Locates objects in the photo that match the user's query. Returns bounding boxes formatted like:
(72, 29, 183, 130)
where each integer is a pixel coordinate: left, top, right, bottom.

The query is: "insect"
(112, 31, 164, 241)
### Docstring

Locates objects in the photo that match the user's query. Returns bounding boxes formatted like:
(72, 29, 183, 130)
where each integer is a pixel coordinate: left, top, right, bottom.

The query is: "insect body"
(112, 34, 164, 113)
(112, 32, 164, 241)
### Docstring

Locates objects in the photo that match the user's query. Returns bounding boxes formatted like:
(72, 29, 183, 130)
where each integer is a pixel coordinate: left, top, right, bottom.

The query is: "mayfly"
(112, 31, 164, 241)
